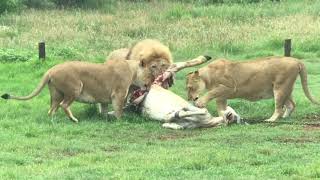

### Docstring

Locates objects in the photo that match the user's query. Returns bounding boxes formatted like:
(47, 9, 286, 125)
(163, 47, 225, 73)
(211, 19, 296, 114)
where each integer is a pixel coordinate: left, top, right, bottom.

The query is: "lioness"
(1, 59, 152, 122)
(186, 56, 319, 122)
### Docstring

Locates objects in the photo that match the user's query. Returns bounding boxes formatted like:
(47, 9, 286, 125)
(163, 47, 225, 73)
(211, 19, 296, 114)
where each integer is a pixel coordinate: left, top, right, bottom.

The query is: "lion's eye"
(151, 65, 157, 69)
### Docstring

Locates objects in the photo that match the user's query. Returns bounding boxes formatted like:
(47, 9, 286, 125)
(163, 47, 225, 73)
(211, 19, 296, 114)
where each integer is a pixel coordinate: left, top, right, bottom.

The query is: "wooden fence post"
(39, 41, 46, 60)
(284, 39, 291, 57)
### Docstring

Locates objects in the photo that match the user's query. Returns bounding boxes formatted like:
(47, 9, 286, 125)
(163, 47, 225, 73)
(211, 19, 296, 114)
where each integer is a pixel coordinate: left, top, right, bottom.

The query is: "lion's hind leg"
(60, 96, 78, 123)
(265, 91, 286, 122)
(48, 84, 63, 116)
(266, 80, 295, 122)
(282, 96, 296, 118)
(59, 82, 83, 123)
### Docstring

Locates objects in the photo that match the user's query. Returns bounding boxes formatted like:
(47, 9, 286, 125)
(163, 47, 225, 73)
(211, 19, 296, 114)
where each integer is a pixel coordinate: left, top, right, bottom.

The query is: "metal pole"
(39, 41, 46, 60)
(284, 39, 291, 57)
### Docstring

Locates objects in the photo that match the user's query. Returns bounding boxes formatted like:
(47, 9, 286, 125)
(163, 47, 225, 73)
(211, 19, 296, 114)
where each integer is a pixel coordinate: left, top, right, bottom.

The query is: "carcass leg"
(162, 106, 241, 129)
(163, 107, 208, 122)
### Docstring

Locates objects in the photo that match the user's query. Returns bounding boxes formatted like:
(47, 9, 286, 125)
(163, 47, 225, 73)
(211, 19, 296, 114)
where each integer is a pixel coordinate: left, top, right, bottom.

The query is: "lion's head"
(127, 39, 173, 81)
(186, 70, 206, 101)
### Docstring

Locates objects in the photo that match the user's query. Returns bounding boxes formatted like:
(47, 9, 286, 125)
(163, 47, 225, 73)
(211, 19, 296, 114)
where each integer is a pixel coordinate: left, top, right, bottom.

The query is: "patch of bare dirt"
(304, 124, 320, 131)
(276, 137, 315, 143)
(158, 133, 194, 141)
(61, 150, 79, 157)
(302, 114, 320, 121)
(103, 145, 121, 153)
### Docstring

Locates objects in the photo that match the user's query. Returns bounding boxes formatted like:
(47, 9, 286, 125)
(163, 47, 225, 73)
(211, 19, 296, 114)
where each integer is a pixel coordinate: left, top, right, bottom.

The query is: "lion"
(100, 39, 174, 115)
(1, 59, 152, 122)
(107, 39, 173, 81)
(186, 56, 319, 122)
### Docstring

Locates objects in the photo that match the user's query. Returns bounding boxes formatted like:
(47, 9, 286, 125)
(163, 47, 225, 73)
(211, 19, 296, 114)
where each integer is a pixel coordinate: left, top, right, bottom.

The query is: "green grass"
(0, 0, 320, 179)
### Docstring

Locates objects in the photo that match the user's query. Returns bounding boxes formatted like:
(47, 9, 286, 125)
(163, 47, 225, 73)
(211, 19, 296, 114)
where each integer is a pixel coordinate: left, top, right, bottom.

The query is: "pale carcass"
(114, 56, 242, 129)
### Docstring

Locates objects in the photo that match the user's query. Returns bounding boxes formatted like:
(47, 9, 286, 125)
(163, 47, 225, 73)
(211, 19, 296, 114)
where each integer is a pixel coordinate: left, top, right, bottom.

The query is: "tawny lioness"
(2, 59, 153, 122)
(186, 56, 319, 122)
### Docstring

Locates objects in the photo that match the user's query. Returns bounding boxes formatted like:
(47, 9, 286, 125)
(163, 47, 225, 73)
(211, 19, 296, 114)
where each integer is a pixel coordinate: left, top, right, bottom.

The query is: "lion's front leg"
(111, 91, 128, 119)
(195, 85, 232, 108)
(100, 103, 110, 120)
(216, 98, 227, 117)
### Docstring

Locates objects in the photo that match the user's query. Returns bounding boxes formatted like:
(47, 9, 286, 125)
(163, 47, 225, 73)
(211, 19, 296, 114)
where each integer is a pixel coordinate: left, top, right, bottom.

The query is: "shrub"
(22, 0, 55, 9)
(176, 0, 272, 4)
(52, 0, 116, 9)
(0, 0, 23, 14)
(0, 49, 32, 63)
(0, 0, 118, 12)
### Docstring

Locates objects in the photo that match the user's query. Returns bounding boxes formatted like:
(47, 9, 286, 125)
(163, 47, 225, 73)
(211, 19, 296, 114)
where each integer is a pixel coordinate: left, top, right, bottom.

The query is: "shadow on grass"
(242, 115, 320, 127)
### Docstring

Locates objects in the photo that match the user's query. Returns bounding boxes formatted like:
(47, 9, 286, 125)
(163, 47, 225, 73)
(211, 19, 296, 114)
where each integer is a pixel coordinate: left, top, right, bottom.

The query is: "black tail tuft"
(1, 93, 10, 99)
(204, 55, 212, 61)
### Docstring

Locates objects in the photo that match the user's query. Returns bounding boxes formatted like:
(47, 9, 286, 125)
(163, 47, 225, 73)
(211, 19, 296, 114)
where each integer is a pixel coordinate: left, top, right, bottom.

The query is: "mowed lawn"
(1, 0, 320, 179)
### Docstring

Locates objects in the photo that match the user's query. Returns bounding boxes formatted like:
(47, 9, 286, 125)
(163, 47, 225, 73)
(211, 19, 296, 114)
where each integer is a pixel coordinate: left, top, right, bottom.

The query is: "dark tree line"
(0, 0, 281, 14)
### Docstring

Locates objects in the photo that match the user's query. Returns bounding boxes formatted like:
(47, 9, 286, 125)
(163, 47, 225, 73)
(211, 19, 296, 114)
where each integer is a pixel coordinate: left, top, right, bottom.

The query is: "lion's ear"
(125, 50, 132, 60)
(140, 59, 146, 68)
(194, 70, 199, 76)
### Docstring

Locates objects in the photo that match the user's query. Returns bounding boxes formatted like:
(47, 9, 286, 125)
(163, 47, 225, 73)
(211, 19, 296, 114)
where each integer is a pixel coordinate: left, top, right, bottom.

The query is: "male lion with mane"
(186, 56, 319, 122)
(107, 39, 173, 84)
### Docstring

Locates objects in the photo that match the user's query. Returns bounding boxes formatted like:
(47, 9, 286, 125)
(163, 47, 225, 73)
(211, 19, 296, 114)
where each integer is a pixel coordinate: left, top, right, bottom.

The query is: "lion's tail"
(1, 72, 50, 101)
(299, 62, 320, 105)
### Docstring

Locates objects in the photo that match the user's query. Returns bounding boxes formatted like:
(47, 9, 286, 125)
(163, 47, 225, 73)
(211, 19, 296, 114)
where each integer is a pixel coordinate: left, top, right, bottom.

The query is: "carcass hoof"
(204, 55, 212, 61)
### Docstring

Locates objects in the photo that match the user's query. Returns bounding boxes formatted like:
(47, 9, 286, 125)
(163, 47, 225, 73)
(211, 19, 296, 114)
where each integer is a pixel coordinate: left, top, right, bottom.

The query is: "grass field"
(1, 0, 320, 179)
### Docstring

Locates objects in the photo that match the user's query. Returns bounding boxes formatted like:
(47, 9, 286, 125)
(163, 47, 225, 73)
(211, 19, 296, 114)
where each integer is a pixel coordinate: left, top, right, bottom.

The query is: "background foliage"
(0, 0, 319, 179)
(0, 0, 280, 14)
